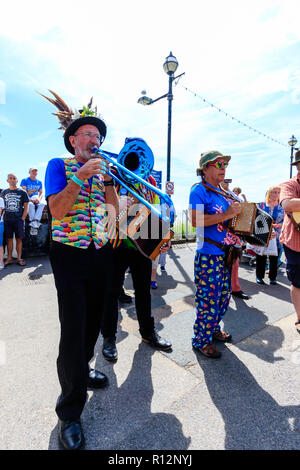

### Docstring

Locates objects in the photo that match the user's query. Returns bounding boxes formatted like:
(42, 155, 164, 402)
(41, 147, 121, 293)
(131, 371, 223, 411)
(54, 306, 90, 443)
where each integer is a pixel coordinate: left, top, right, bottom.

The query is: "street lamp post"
(137, 52, 185, 185)
(288, 135, 298, 178)
(163, 52, 179, 183)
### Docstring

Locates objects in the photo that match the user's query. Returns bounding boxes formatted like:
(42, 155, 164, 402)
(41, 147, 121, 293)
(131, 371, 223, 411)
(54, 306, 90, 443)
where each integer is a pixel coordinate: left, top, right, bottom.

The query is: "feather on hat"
(37, 90, 107, 154)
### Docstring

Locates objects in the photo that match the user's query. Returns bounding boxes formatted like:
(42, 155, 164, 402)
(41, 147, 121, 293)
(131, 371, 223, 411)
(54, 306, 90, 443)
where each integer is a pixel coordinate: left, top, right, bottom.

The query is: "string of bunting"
(179, 84, 288, 148)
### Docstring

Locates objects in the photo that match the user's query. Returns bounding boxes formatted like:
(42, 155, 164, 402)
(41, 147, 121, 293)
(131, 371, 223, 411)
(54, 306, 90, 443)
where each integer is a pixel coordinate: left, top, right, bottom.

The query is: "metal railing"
(172, 209, 196, 241)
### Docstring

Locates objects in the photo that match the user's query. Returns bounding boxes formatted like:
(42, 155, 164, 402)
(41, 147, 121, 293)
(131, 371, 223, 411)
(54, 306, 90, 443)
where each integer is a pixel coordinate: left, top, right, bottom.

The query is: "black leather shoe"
(119, 292, 133, 304)
(102, 337, 118, 361)
(142, 330, 172, 350)
(58, 419, 85, 450)
(87, 368, 108, 388)
(232, 290, 250, 300)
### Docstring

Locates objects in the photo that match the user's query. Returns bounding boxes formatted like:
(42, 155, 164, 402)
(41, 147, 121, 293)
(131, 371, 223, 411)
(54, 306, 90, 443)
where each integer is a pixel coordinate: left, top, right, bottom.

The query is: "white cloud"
(0, 115, 14, 127)
(24, 129, 56, 145)
(0, 80, 5, 104)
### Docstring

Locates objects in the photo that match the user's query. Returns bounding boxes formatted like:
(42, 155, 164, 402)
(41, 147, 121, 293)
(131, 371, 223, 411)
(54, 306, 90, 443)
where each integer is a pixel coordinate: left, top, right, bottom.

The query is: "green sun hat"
(198, 150, 231, 170)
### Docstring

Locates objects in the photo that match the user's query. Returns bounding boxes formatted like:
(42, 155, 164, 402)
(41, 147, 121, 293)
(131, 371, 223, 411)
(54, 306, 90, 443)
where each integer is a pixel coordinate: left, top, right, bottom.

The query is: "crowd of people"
(0, 168, 46, 269)
(2, 90, 300, 450)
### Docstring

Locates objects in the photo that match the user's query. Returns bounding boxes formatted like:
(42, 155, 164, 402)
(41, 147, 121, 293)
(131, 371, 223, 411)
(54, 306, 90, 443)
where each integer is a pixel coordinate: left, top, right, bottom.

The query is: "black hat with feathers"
(37, 90, 107, 155)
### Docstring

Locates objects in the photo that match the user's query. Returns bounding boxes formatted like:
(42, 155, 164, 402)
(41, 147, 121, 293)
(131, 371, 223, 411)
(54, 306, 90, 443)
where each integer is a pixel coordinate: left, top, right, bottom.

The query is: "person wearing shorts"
(21, 167, 45, 229)
(279, 150, 300, 333)
(1, 174, 29, 266)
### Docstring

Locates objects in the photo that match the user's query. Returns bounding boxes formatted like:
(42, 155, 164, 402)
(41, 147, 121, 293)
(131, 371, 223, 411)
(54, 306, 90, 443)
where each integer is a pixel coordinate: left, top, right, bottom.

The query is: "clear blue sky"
(1, 0, 300, 211)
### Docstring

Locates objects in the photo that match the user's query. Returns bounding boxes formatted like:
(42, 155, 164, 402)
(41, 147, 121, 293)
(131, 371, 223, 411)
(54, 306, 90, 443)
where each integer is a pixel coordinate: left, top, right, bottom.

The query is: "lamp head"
(163, 51, 178, 75)
(288, 135, 297, 147)
(137, 92, 153, 105)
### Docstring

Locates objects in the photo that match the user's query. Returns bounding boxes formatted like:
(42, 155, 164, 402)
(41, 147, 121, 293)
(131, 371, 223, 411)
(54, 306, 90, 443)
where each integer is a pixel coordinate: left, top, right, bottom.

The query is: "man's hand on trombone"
(76, 156, 110, 181)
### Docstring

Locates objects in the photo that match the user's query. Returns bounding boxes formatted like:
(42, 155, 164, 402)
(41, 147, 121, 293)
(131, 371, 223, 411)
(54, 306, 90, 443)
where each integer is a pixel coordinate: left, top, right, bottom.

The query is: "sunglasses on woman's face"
(208, 160, 229, 169)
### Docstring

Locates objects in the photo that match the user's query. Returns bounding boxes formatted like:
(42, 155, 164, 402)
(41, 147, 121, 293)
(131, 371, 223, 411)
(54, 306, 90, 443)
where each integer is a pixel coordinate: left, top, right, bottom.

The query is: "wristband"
(103, 179, 114, 187)
(72, 174, 85, 187)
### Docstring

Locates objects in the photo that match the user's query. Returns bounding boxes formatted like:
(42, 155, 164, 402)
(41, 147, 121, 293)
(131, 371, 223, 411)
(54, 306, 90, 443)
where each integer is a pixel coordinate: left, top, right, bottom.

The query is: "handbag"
(246, 235, 278, 257)
(262, 236, 278, 256)
(224, 245, 242, 268)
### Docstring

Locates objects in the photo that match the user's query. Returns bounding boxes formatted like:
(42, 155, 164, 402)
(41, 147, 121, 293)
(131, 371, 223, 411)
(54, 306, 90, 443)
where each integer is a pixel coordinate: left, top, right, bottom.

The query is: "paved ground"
(0, 243, 300, 450)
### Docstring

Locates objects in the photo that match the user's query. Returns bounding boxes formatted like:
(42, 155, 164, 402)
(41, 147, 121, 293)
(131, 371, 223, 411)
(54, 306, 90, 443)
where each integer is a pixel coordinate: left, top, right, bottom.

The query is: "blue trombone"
(92, 138, 175, 226)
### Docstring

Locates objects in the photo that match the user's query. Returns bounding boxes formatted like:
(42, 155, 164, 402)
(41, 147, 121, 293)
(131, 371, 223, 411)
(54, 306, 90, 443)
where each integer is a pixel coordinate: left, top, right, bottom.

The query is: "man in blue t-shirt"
(21, 167, 45, 229)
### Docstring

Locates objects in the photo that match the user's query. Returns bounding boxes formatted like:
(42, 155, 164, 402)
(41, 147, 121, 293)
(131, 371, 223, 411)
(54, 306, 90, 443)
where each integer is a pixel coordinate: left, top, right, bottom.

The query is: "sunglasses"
(208, 161, 229, 169)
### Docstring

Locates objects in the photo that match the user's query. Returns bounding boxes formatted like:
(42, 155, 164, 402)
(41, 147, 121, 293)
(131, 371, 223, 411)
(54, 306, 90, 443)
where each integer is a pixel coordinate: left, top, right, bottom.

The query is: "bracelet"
(72, 174, 85, 187)
(103, 179, 114, 187)
(115, 208, 127, 222)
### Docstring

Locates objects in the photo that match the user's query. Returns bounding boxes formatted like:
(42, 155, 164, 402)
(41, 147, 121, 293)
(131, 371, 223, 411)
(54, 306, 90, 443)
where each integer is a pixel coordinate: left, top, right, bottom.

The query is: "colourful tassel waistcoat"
(51, 157, 112, 249)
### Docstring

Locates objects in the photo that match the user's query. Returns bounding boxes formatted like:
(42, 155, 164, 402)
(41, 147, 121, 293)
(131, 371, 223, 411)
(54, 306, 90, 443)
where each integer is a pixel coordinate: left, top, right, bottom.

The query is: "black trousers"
(256, 254, 278, 281)
(101, 245, 155, 338)
(49, 241, 116, 421)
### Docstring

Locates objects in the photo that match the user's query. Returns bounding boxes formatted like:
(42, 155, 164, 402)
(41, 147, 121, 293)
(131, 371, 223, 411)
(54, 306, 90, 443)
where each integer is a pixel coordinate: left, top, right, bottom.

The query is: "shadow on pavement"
(223, 301, 286, 357)
(168, 247, 195, 292)
(49, 343, 191, 450)
(238, 276, 290, 299)
(0, 255, 52, 280)
(121, 250, 195, 337)
(194, 346, 300, 450)
(224, 304, 286, 363)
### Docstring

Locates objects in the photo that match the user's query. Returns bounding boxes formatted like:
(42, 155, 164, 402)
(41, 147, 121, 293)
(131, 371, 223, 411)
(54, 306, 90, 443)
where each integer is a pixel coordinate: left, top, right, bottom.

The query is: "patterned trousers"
(192, 252, 231, 349)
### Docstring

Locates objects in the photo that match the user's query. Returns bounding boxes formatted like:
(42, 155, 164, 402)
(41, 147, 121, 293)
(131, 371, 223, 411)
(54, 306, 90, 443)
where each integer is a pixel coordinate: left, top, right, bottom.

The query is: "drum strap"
(198, 182, 237, 201)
